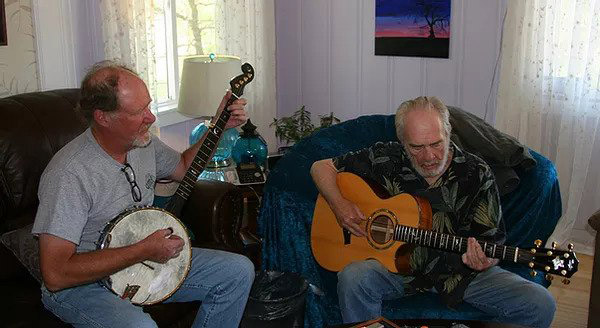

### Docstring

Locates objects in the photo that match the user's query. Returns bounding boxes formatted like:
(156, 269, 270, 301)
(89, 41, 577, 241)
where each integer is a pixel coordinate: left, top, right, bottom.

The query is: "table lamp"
(177, 54, 242, 170)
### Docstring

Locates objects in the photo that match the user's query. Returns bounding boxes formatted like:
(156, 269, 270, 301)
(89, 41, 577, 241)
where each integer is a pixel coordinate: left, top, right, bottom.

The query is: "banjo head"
(98, 207, 192, 305)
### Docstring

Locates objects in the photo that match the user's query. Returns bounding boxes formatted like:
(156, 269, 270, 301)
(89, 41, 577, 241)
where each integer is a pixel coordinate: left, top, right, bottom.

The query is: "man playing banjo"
(32, 60, 255, 327)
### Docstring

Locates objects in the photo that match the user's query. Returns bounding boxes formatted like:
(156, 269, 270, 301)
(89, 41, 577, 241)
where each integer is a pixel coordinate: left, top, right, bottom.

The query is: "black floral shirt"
(332, 141, 505, 307)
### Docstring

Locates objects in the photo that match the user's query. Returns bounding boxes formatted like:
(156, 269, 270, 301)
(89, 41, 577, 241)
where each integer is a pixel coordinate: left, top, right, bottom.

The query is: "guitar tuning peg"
(530, 270, 538, 277)
(568, 243, 574, 251)
(545, 266, 551, 272)
(528, 262, 535, 268)
(551, 242, 558, 249)
(562, 278, 570, 285)
(561, 269, 567, 276)
(534, 239, 542, 247)
(564, 253, 570, 258)
(545, 274, 553, 281)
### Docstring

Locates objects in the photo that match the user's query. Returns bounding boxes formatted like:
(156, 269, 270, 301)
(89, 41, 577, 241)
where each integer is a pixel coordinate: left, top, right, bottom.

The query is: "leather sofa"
(0, 89, 249, 327)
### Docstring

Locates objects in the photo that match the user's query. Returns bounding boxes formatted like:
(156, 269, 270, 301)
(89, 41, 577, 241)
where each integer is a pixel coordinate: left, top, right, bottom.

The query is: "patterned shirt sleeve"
(464, 161, 506, 245)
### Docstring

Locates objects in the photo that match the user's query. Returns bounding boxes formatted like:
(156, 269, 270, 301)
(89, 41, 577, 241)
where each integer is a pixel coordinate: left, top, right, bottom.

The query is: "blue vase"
(232, 119, 268, 166)
(189, 121, 239, 164)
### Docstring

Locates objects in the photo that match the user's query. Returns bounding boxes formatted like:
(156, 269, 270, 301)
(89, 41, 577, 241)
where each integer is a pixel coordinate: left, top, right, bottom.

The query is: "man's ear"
(92, 109, 111, 128)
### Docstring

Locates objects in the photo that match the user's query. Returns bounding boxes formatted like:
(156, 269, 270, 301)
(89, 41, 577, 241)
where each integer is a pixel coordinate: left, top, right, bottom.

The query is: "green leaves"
(270, 105, 340, 144)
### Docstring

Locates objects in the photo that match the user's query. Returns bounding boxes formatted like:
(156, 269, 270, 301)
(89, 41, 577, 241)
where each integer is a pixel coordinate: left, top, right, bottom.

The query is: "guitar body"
(311, 172, 432, 273)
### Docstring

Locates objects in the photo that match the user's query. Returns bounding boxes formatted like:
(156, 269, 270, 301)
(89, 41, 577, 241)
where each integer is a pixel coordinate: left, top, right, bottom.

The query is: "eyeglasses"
(121, 163, 142, 202)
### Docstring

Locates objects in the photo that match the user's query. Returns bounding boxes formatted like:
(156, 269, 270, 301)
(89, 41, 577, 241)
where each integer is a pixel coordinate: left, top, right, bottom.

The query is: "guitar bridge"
(343, 228, 352, 245)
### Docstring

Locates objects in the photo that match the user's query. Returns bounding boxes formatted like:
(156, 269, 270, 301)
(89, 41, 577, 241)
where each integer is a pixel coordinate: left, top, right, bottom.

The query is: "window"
(152, 0, 218, 112)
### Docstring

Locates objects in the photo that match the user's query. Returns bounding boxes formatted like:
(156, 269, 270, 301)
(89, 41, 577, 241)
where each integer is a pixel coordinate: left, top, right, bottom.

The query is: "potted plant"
(270, 105, 340, 152)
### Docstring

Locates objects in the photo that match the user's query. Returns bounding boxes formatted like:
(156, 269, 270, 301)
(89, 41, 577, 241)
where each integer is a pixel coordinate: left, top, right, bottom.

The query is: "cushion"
(0, 224, 42, 284)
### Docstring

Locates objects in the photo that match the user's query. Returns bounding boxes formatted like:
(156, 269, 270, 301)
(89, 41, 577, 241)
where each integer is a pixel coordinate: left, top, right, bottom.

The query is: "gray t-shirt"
(32, 128, 180, 252)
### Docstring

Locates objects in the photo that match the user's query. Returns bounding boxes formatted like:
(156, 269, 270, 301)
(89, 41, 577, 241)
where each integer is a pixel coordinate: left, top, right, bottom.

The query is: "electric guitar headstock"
(518, 239, 579, 284)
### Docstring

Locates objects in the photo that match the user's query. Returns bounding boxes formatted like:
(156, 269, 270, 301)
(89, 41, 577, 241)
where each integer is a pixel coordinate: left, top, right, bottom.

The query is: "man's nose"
(423, 147, 436, 160)
(144, 107, 156, 124)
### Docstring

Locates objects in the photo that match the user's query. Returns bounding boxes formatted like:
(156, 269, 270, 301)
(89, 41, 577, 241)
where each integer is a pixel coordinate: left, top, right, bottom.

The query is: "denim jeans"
(337, 259, 556, 328)
(41, 248, 255, 328)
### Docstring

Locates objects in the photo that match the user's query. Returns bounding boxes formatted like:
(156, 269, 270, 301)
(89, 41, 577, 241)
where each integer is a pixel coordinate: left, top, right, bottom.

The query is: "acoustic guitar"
(310, 172, 578, 282)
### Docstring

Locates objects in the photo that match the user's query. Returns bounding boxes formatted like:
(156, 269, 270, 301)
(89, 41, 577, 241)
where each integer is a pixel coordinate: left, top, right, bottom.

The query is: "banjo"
(97, 63, 255, 305)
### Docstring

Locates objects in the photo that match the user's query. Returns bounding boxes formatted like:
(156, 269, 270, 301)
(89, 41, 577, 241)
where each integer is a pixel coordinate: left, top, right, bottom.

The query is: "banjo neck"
(165, 63, 254, 217)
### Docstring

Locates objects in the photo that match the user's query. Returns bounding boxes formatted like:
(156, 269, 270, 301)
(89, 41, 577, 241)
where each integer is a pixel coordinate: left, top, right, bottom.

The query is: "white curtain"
(496, 0, 600, 255)
(97, 0, 159, 132)
(215, 0, 277, 151)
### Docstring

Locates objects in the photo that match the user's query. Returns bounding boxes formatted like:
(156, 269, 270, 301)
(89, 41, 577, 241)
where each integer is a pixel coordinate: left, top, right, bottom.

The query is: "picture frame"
(350, 317, 402, 328)
(375, 0, 451, 58)
(0, 0, 6, 46)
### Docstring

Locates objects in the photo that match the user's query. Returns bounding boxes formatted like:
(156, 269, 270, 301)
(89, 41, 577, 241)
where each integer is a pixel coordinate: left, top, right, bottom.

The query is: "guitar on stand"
(311, 172, 579, 283)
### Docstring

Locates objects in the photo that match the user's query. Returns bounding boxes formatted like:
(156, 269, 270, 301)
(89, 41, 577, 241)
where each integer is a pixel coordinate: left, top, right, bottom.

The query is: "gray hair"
(395, 96, 451, 140)
(76, 60, 138, 123)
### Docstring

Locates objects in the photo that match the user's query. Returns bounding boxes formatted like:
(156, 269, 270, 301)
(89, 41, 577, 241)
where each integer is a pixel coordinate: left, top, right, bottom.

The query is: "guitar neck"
(165, 96, 236, 215)
(394, 225, 524, 264)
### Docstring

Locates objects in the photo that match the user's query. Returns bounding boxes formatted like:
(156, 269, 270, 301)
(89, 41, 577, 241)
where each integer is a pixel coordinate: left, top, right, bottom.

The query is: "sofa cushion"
(1, 223, 42, 284)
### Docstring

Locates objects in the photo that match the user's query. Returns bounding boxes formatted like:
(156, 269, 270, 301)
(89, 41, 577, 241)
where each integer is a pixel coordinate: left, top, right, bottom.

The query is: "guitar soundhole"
(370, 215, 394, 244)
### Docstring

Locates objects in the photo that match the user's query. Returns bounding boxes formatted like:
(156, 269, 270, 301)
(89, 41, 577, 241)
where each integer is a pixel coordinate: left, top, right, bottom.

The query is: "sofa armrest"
(179, 179, 244, 251)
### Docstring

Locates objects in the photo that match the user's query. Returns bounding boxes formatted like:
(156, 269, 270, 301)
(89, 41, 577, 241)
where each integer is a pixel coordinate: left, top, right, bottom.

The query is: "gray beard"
(406, 142, 451, 179)
(132, 132, 152, 148)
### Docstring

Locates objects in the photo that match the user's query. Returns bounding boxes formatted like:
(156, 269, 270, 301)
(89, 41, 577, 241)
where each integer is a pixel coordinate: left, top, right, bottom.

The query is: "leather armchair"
(588, 210, 600, 328)
(0, 89, 246, 327)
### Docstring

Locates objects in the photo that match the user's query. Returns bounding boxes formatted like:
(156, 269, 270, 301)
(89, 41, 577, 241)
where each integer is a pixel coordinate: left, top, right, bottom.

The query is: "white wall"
(0, 0, 39, 97)
(32, 0, 103, 90)
(276, 0, 507, 123)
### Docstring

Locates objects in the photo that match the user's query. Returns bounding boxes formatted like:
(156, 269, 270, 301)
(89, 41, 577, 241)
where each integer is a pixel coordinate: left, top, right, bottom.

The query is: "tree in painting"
(413, 0, 450, 39)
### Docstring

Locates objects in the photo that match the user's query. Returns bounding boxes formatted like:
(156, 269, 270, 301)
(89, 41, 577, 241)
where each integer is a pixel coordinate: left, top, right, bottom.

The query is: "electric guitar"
(310, 172, 579, 283)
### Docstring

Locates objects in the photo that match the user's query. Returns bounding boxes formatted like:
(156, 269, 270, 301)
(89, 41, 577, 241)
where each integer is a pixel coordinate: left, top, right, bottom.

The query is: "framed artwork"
(0, 0, 6, 46)
(375, 0, 451, 58)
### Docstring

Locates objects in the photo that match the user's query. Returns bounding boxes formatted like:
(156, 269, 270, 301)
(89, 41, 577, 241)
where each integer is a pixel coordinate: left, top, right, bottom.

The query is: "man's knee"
(525, 285, 556, 326)
(225, 253, 255, 288)
(338, 260, 384, 294)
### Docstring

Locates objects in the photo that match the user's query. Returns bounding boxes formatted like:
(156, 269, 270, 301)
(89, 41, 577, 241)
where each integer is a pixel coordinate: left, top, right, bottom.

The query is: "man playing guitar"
(310, 96, 556, 328)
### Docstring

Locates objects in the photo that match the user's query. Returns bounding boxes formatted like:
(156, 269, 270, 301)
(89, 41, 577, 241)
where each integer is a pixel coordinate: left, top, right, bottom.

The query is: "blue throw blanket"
(258, 114, 562, 327)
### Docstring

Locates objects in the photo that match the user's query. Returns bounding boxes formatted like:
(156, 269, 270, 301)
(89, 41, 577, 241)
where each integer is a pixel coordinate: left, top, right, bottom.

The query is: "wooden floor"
(549, 253, 592, 328)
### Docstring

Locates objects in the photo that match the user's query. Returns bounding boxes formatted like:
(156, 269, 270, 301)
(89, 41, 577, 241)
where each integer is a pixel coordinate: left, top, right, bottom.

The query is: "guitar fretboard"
(394, 225, 522, 264)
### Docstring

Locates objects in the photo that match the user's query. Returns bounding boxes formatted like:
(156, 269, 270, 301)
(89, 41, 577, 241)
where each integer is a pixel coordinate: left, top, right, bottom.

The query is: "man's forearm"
(310, 159, 345, 208)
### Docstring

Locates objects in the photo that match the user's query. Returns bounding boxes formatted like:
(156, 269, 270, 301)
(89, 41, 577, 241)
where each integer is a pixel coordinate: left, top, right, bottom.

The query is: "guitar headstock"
(520, 240, 579, 283)
(229, 63, 254, 98)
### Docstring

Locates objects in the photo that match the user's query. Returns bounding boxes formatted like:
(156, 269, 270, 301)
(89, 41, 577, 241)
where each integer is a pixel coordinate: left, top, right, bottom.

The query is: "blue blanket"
(258, 114, 562, 327)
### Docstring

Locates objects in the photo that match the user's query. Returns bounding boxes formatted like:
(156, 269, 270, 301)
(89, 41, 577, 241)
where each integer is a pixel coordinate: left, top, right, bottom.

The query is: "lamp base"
(206, 158, 233, 168)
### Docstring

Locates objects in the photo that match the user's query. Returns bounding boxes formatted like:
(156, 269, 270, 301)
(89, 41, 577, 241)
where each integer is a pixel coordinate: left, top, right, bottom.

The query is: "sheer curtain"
(496, 0, 600, 254)
(215, 0, 277, 151)
(98, 0, 160, 133)
(97, 0, 277, 149)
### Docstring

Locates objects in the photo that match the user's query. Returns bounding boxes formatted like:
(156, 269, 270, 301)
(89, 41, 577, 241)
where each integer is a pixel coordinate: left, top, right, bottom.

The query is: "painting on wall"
(0, 0, 6, 46)
(375, 0, 451, 58)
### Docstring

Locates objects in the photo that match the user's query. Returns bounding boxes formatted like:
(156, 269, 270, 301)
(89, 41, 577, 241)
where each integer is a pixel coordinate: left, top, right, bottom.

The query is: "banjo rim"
(97, 206, 192, 305)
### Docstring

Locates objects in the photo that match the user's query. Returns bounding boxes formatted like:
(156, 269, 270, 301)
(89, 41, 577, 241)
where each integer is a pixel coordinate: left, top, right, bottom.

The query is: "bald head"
(77, 60, 139, 124)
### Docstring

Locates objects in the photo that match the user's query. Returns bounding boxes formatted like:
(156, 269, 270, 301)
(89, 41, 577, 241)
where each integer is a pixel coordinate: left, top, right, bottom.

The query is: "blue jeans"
(337, 260, 556, 328)
(41, 248, 255, 328)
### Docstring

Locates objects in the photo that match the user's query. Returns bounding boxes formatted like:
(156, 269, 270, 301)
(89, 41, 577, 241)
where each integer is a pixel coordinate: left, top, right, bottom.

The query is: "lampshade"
(177, 55, 242, 118)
